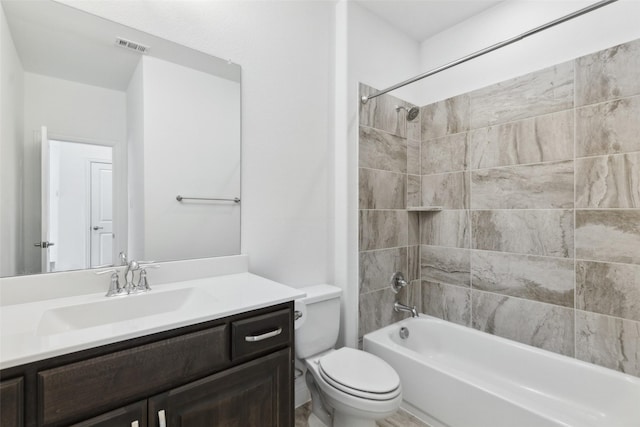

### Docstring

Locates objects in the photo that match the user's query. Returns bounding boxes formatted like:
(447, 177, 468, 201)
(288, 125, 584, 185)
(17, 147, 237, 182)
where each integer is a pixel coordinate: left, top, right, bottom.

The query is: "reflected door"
(90, 162, 113, 267)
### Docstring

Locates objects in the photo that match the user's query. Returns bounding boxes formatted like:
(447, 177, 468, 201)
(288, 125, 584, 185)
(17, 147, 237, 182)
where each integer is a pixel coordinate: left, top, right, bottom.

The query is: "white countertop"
(0, 272, 305, 370)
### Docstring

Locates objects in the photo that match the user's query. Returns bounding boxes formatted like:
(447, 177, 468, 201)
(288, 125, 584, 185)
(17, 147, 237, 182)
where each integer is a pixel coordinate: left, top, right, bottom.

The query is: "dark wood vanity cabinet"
(0, 303, 293, 427)
(0, 376, 24, 427)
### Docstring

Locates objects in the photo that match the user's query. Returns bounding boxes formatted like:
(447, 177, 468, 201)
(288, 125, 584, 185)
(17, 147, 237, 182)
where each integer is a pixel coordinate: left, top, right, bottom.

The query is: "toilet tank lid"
(298, 284, 342, 304)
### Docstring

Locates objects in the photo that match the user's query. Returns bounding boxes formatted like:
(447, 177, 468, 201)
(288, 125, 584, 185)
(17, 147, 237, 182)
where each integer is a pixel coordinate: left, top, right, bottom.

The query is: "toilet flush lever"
(294, 310, 303, 321)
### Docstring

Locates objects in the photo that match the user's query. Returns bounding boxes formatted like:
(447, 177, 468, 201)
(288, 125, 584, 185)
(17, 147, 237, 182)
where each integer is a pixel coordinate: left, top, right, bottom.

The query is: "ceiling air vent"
(115, 37, 150, 54)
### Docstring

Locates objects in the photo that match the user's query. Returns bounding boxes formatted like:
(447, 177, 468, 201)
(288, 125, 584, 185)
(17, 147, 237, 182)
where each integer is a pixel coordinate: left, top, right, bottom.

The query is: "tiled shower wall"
(358, 84, 422, 340)
(358, 38, 640, 376)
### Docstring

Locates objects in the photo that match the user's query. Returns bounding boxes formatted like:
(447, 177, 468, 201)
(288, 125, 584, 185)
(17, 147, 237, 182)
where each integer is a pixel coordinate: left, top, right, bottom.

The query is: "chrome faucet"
(394, 301, 418, 318)
(96, 259, 157, 297)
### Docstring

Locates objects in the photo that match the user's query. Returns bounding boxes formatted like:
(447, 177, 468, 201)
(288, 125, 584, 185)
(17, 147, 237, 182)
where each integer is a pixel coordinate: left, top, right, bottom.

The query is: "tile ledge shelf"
(407, 206, 443, 212)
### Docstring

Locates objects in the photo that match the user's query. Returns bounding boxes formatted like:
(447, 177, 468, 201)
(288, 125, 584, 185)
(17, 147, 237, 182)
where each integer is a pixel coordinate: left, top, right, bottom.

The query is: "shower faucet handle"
(390, 272, 407, 294)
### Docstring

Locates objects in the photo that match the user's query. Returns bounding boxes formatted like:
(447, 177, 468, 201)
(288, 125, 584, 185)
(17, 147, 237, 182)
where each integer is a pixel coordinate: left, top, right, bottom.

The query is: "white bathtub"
(364, 315, 640, 427)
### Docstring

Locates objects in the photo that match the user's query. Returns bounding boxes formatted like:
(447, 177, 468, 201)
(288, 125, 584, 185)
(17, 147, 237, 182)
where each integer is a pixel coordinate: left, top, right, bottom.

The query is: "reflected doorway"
(44, 138, 113, 272)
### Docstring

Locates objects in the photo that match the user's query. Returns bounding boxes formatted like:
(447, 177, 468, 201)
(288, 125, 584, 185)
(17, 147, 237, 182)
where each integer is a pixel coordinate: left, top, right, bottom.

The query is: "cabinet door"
(0, 377, 23, 427)
(149, 348, 292, 427)
(71, 401, 147, 427)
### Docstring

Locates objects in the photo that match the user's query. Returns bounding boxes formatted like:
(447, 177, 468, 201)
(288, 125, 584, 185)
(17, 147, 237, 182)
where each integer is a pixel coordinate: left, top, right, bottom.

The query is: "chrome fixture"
(176, 195, 241, 203)
(361, 0, 618, 104)
(395, 105, 419, 121)
(394, 301, 418, 318)
(399, 327, 409, 340)
(390, 272, 407, 294)
(96, 260, 158, 297)
(97, 269, 124, 297)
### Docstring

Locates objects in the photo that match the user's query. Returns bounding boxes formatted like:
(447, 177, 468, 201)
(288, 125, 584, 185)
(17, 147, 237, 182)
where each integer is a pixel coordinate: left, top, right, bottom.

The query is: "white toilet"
(295, 285, 402, 427)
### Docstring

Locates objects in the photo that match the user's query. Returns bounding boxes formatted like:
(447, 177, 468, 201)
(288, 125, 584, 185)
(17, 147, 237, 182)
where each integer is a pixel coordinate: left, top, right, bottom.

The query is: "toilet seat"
(317, 348, 401, 401)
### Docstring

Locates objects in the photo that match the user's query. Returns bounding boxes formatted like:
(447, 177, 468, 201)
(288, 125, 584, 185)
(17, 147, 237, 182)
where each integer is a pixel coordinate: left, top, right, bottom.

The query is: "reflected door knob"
(34, 241, 55, 248)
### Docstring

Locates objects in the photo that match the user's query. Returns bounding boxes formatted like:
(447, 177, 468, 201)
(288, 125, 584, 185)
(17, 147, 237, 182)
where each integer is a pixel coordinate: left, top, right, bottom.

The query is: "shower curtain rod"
(360, 0, 618, 104)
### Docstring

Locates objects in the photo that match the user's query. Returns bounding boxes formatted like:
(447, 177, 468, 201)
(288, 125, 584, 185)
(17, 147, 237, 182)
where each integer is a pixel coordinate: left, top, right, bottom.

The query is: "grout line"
(359, 166, 407, 176)
(574, 149, 640, 161)
(573, 87, 578, 359)
(574, 91, 640, 111)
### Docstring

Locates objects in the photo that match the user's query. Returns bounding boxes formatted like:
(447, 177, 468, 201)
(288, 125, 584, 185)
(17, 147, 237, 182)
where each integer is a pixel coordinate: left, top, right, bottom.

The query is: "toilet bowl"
(295, 285, 402, 427)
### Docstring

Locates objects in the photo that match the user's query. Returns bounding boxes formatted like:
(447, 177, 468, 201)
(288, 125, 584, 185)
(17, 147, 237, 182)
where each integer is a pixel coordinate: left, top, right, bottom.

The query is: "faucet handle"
(390, 272, 407, 294)
(96, 269, 124, 297)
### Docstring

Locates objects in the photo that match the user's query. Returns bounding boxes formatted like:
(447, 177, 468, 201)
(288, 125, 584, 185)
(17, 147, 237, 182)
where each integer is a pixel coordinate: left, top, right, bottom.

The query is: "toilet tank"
(295, 284, 342, 359)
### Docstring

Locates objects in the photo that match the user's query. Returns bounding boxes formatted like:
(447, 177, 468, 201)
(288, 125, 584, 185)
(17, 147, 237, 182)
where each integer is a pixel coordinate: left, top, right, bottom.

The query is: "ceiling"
(355, 0, 504, 42)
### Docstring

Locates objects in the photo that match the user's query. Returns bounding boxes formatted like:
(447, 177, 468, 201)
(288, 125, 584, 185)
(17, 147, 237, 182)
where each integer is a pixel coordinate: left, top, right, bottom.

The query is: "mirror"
(0, 0, 241, 277)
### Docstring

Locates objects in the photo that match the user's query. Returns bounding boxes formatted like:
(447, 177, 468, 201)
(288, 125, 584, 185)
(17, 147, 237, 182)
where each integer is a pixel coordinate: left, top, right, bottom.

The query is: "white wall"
(0, 4, 24, 276)
(417, 0, 640, 105)
(126, 59, 145, 262)
(60, 0, 336, 288)
(334, 1, 422, 347)
(141, 56, 241, 261)
(22, 72, 127, 273)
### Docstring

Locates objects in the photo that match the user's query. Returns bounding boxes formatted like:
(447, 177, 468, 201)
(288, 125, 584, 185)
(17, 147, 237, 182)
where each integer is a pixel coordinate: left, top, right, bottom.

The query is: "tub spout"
(394, 301, 418, 318)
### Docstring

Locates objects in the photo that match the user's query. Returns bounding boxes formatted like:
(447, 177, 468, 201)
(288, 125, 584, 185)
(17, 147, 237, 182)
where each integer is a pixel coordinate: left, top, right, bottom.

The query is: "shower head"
(395, 105, 420, 122)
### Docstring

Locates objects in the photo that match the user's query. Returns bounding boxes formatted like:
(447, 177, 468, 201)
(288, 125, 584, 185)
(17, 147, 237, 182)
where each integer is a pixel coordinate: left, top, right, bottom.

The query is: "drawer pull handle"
(158, 409, 167, 427)
(245, 327, 282, 342)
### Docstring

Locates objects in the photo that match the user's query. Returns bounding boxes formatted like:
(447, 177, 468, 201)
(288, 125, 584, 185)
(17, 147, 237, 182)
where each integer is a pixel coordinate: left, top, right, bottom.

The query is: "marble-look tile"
(575, 210, 640, 264)
(422, 133, 469, 174)
(471, 210, 573, 258)
(576, 152, 640, 208)
(577, 260, 640, 322)
(408, 245, 420, 283)
(359, 210, 408, 251)
(359, 168, 406, 209)
(359, 126, 407, 173)
(469, 110, 573, 170)
(469, 62, 574, 128)
(377, 408, 432, 427)
(471, 161, 574, 209)
(359, 247, 407, 294)
(421, 172, 469, 209)
(420, 210, 470, 249)
(576, 38, 640, 107)
(359, 83, 408, 138)
(420, 246, 470, 287)
(404, 280, 422, 313)
(408, 209, 419, 246)
(295, 402, 313, 427)
(359, 288, 405, 337)
(407, 114, 421, 142)
(407, 139, 421, 175)
(421, 281, 471, 326)
(407, 175, 421, 208)
(421, 94, 470, 140)
(472, 290, 575, 356)
(576, 311, 640, 377)
(576, 96, 640, 157)
(471, 251, 574, 307)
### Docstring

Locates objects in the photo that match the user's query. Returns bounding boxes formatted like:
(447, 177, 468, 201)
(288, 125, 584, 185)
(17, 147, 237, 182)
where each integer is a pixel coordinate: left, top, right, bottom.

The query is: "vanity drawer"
(231, 308, 291, 361)
(38, 325, 228, 426)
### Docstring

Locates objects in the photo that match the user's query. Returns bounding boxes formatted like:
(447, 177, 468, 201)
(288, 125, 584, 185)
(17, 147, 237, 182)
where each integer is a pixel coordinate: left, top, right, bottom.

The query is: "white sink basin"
(37, 288, 217, 335)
